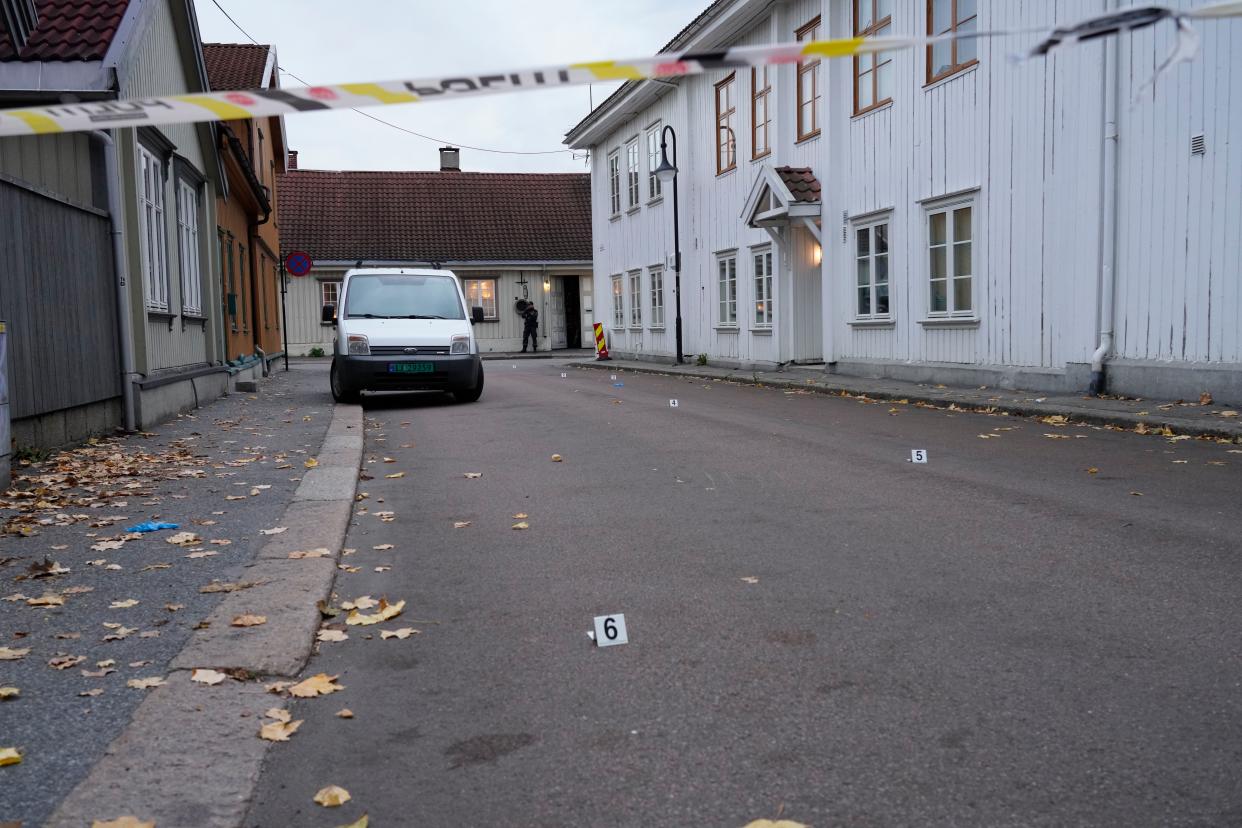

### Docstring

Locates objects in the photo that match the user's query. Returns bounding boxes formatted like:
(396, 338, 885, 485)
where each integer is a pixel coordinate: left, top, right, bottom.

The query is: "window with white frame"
(753, 247, 773, 327)
(138, 146, 169, 311)
(463, 278, 498, 319)
(321, 280, 340, 322)
(649, 266, 665, 328)
(855, 219, 890, 318)
(928, 201, 974, 315)
(176, 179, 202, 315)
(626, 139, 640, 209)
(646, 124, 663, 200)
(608, 151, 621, 216)
(611, 274, 624, 328)
(629, 270, 642, 327)
(717, 253, 738, 326)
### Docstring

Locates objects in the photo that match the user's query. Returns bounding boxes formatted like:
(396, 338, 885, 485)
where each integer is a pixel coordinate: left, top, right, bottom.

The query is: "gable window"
(751, 65, 771, 159)
(626, 139, 640, 209)
(611, 274, 624, 328)
(649, 266, 665, 328)
(629, 270, 643, 327)
(608, 151, 621, 216)
(463, 278, 498, 319)
(176, 180, 202, 316)
(928, 201, 974, 315)
(646, 124, 663, 200)
(753, 247, 773, 328)
(855, 219, 890, 319)
(796, 17, 821, 141)
(138, 146, 170, 312)
(854, 0, 894, 115)
(717, 253, 738, 326)
(715, 73, 737, 175)
(928, 0, 978, 84)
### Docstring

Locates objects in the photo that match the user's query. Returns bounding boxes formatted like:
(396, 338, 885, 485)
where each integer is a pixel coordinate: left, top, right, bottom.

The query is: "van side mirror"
(471, 306, 485, 324)
(321, 304, 336, 325)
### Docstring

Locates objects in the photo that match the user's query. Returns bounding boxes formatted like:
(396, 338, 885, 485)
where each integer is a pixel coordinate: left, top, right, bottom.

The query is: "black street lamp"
(653, 125, 684, 364)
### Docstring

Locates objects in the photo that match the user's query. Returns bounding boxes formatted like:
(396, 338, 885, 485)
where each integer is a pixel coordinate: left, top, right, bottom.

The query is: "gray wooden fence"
(0, 178, 121, 420)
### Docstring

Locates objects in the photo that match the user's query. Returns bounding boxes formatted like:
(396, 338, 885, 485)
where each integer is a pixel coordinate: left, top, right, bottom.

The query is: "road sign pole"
(280, 258, 290, 372)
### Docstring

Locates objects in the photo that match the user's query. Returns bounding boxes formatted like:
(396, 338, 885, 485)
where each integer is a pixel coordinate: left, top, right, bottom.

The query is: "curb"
(569, 361, 1242, 442)
(47, 403, 364, 828)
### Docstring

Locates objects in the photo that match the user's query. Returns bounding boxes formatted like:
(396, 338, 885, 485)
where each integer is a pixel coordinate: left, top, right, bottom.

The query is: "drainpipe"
(1089, 2, 1122, 396)
(91, 130, 137, 432)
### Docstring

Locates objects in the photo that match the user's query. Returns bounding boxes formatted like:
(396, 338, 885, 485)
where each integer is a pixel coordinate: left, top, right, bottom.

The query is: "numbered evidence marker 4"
(669, 399, 680, 408)
(592, 614, 628, 647)
(910, 449, 928, 464)
(561, 372, 567, 378)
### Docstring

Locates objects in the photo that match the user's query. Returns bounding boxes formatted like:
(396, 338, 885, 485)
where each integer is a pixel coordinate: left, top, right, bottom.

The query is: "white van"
(322, 268, 485, 404)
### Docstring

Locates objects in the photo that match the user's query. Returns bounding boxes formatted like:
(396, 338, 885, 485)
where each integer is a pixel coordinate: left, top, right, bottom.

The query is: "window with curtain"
(718, 254, 738, 325)
(752, 65, 771, 159)
(928, 201, 974, 315)
(855, 219, 891, 319)
(854, 0, 894, 115)
(715, 73, 737, 174)
(753, 248, 773, 328)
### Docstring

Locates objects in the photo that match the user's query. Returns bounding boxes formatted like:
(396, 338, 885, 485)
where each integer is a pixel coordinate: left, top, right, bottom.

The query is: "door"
(549, 277, 567, 349)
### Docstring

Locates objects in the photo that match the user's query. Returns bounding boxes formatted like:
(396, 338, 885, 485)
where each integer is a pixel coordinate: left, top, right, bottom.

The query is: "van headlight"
(450, 335, 471, 355)
(347, 334, 370, 355)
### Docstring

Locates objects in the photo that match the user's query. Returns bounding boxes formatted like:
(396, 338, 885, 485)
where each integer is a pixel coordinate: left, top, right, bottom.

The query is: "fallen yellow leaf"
(740, 576, 759, 584)
(551, 454, 563, 462)
(512, 513, 528, 519)
(259, 719, 303, 742)
(110, 598, 139, 608)
(0, 647, 30, 661)
(1086, 467, 1099, 475)
(289, 548, 331, 559)
(191, 669, 228, 686)
(166, 532, 201, 546)
(0, 686, 19, 700)
(380, 627, 419, 640)
(317, 629, 348, 643)
(313, 785, 351, 807)
(91, 817, 155, 828)
(463, 472, 482, 479)
(305, 458, 320, 468)
(742, 821, 808, 828)
(231, 614, 268, 627)
(27, 593, 65, 607)
(126, 677, 166, 690)
(337, 815, 368, 828)
(0, 747, 21, 766)
(336, 708, 354, 719)
(260, 527, 288, 535)
(372, 544, 394, 551)
(453, 521, 471, 529)
(512, 521, 529, 530)
(347, 599, 406, 626)
(342, 596, 378, 611)
(385, 472, 405, 479)
(289, 673, 345, 698)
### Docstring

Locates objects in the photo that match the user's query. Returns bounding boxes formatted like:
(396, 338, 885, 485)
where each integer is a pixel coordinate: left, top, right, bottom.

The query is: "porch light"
(543, 278, 551, 292)
(813, 243, 823, 266)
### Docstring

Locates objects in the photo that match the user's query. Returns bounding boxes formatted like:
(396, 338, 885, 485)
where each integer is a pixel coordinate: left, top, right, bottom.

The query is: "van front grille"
(370, 345, 451, 356)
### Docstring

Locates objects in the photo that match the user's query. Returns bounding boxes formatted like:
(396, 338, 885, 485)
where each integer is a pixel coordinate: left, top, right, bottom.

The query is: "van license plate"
(389, 362, 433, 374)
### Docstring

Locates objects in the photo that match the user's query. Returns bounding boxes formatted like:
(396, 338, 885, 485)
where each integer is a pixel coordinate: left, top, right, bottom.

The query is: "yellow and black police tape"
(0, 1, 1238, 138)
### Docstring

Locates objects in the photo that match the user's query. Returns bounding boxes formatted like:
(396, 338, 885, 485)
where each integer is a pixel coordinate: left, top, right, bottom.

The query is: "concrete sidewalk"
(572, 358, 1242, 441)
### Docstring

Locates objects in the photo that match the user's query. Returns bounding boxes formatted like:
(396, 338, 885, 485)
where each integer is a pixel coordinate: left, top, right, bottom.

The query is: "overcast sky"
(194, 0, 707, 174)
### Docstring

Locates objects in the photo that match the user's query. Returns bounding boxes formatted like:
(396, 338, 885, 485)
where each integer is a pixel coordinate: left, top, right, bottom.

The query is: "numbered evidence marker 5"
(592, 614, 628, 647)
(669, 399, 680, 408)
(561, 372, 567, 378)
(910, 449, 928, 464)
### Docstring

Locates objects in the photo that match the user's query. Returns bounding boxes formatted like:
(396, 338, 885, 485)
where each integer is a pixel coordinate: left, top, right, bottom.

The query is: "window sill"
(648, 326, 665, 332)
(852, 100, 894, 121)
(714, 325, 740, 333)
(751, 327, 773, 335)
(628, 326, 644, 332)
(925, 62, 979, 92)
(795, 131, 821, 145)
(849, 318, 895, 329)
(751, 151, 772, 163)
(716, 166, 737, 179)
(147, 309, 174, 318)
(919, 316, 979, 329)
(626, 206, 641, 216)
(647, 196, 664, 207)
(182, 313, 208, 323)
(609, 214, 621, 223)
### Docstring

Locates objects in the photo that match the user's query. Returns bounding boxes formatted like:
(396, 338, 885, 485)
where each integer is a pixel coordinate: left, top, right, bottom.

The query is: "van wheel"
(330, 359, 360, 404)
(454, 364, 484, 403)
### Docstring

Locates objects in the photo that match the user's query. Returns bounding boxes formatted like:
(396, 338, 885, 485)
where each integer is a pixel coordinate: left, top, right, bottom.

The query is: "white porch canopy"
(741, 165, 822, 245)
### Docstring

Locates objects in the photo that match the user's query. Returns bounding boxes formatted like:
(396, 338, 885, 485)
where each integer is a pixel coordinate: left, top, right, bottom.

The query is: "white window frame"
(176, 179, 202, 315)
(608, 151, 621, 217)
(321, 280, 340, 308)
(138, 145, 170, 312)
(717, 253, 738, 327)
(646, 123, 663, 201)
(854, 216, 891, 320)
(611, 274, 624, 329)
(752, 246, 773, 328)
(625, 138, 640, 210)
(925, 196, 976, 318)
(463, 277, 499, 320)
(628, 269, 642, 328)
(649, 265, 665, 328)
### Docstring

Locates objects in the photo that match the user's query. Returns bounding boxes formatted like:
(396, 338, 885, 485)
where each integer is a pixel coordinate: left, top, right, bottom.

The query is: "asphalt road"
(247, 361, 1242, 827)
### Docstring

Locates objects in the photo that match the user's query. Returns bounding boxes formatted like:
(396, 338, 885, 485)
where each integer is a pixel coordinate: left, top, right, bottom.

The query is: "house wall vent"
(0, 0, 38, 52)
(1191, 133, 1207, 156)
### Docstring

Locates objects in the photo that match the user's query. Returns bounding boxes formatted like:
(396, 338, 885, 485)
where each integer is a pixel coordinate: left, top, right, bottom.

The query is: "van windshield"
(343, 274, 465, 320)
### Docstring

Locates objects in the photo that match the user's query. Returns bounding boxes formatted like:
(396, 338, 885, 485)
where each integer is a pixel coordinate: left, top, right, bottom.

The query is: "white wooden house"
(565, 0, 1242, 403)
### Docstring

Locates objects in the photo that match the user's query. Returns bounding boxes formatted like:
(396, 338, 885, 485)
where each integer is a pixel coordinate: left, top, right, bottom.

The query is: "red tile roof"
(203, 43, 271, 91)
(776, 167, 820, 203)
(278, 169, 592, 263)
(0, 0, 131, 62)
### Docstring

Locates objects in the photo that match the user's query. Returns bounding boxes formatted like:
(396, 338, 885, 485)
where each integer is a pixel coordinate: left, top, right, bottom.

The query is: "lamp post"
(653, 125, 684, 364)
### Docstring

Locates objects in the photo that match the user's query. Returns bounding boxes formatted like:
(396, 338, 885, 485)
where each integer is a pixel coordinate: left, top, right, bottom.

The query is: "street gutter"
(569, 361, 1242, 442)
(47, 403, 364, 828)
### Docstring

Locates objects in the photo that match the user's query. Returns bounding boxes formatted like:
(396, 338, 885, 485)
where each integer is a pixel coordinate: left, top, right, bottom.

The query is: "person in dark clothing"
(521, 303, 539, 352)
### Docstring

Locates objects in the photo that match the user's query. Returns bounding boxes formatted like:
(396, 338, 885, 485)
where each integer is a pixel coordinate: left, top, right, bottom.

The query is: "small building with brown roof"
(278, 148, 593, 355)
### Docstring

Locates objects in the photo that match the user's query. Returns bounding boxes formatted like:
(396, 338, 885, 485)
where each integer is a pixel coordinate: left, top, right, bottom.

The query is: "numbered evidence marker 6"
(910, 449, 928, 464)
(669, 399, 680, 408)
(592, 614, 628, 647)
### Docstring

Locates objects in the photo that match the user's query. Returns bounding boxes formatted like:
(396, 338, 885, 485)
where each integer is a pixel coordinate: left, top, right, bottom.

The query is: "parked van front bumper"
(336, 353, 481, 392)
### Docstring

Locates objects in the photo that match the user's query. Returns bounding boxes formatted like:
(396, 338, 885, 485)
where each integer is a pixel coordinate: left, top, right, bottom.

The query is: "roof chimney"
(287, 150, 298, 170)
(0, 0, 39, 52)
(439, 146, 460, 172)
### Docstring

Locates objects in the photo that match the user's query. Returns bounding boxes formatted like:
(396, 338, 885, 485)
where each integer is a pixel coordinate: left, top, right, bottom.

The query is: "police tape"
(0, 1, 1238, 139)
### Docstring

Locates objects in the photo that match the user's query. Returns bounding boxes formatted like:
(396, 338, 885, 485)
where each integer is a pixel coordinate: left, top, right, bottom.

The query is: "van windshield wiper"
(347, 313, 395, 319)
(393, 314, 448, 319)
